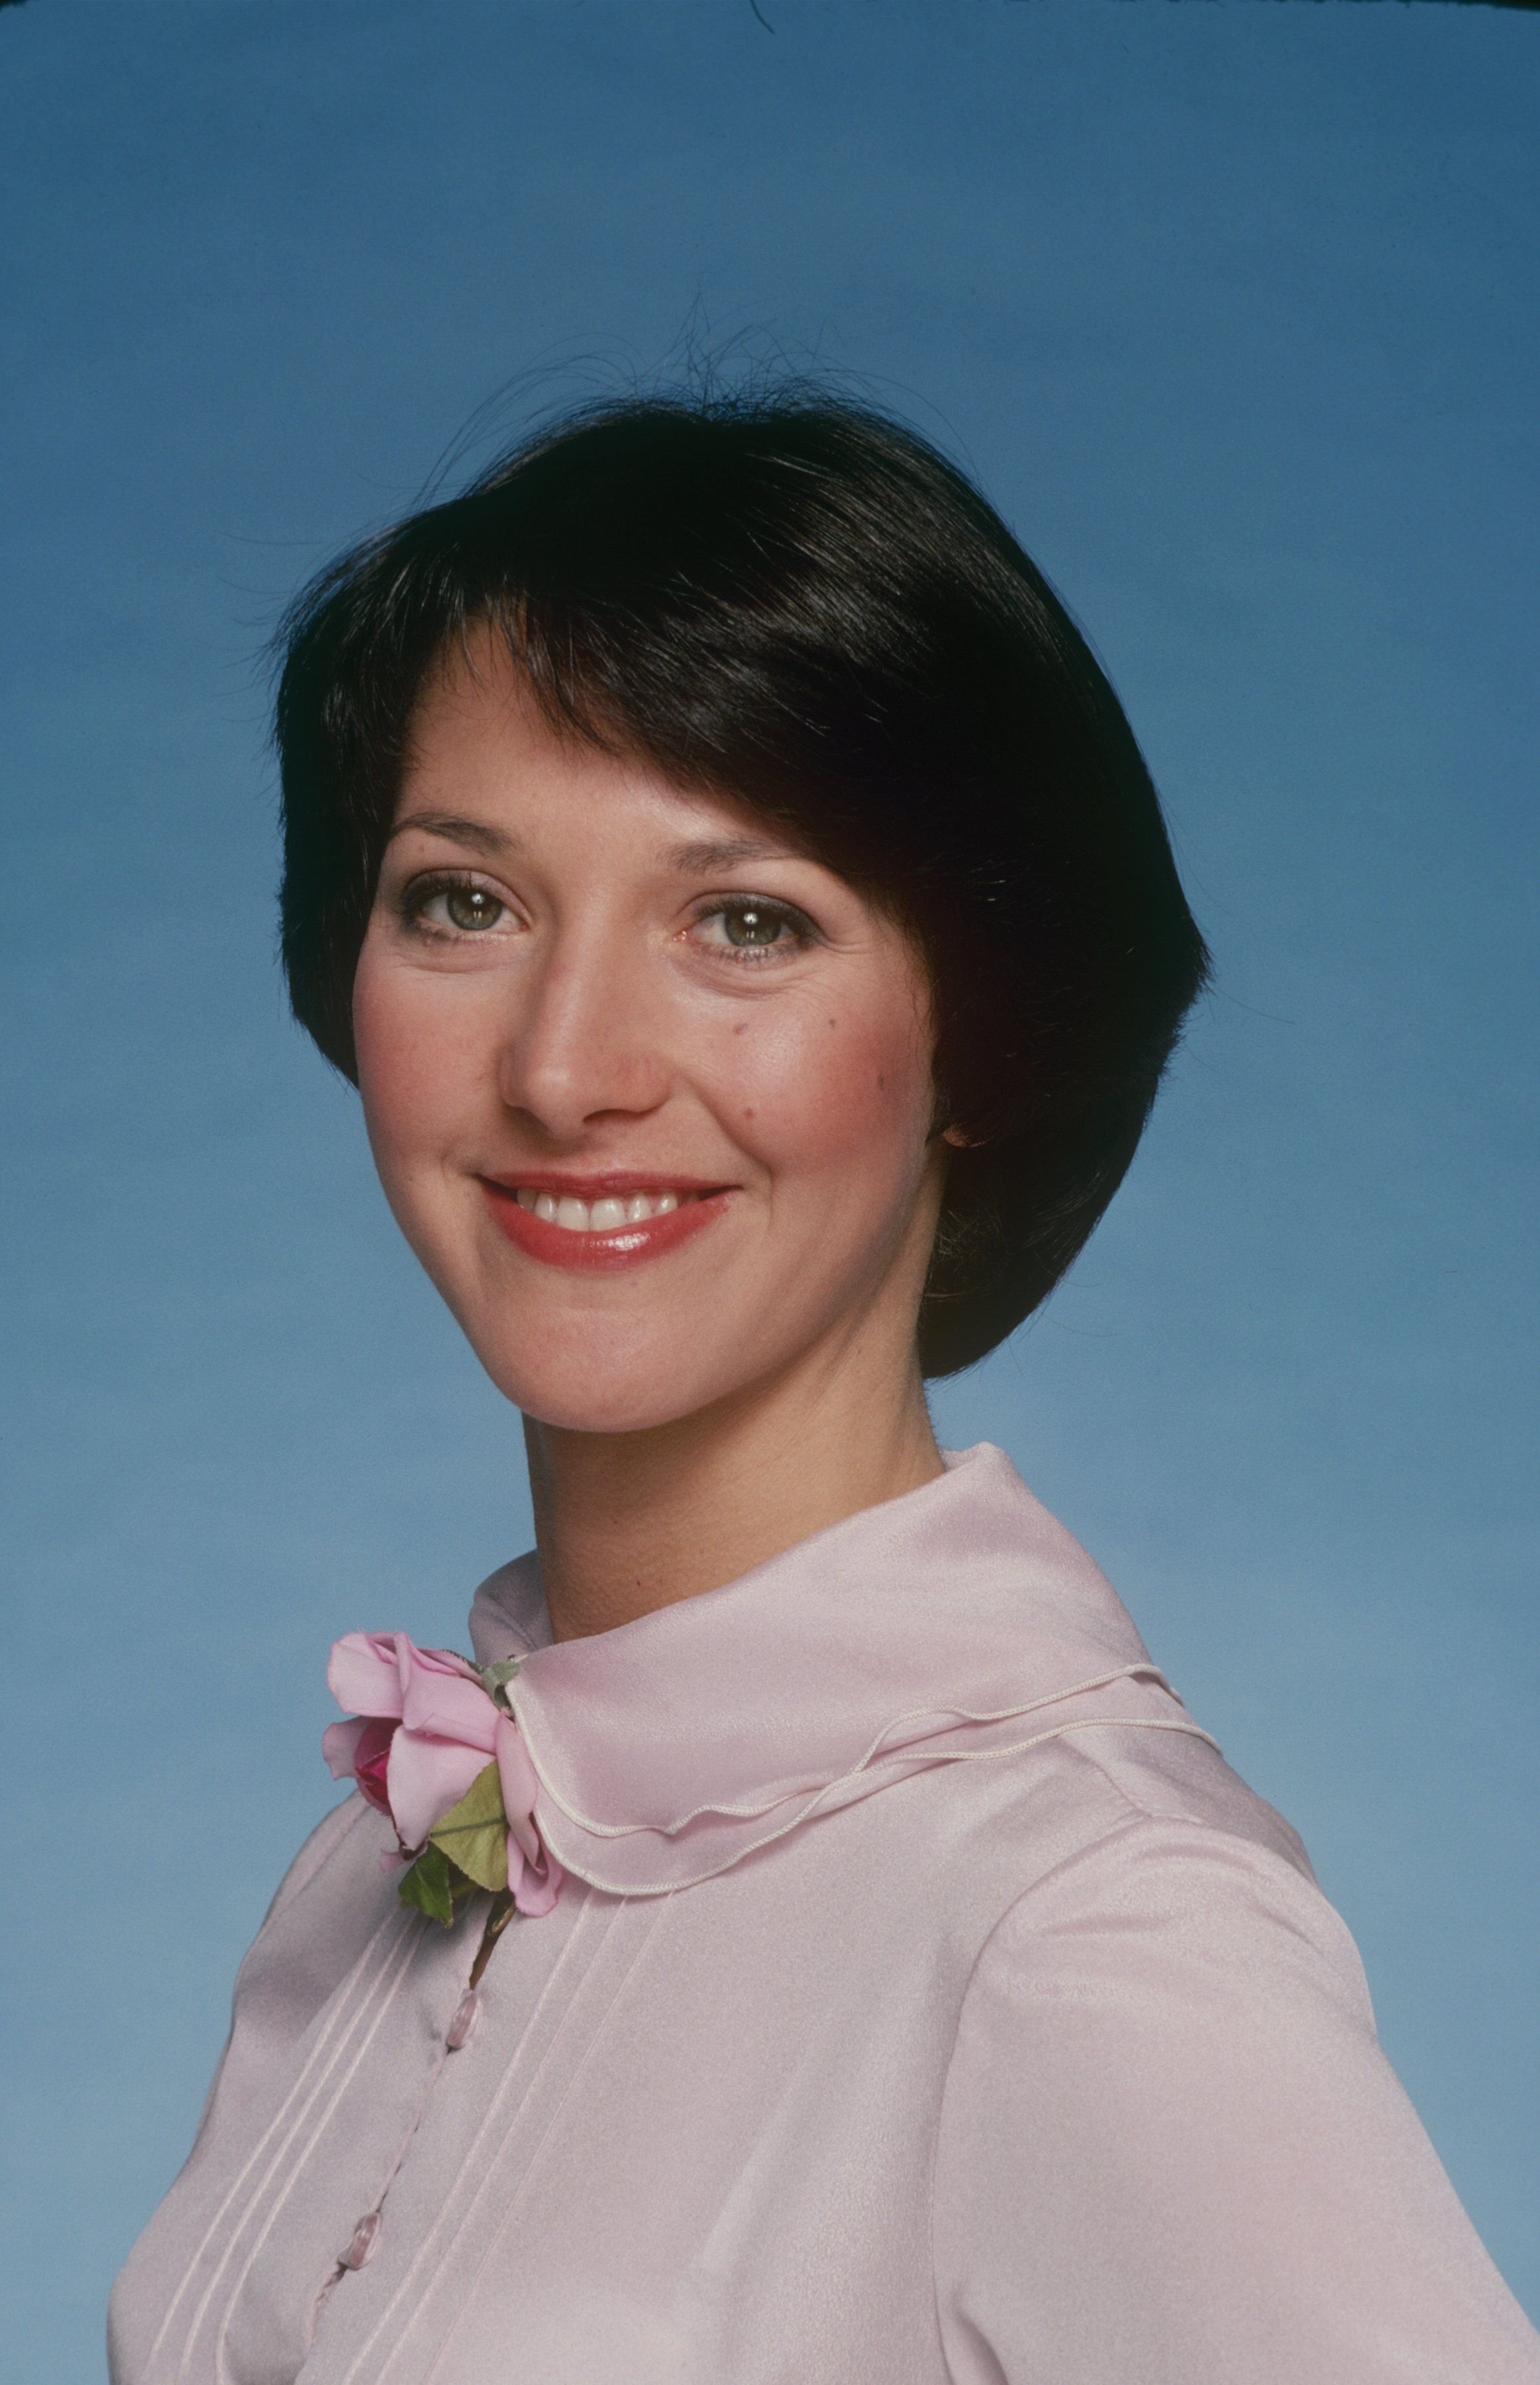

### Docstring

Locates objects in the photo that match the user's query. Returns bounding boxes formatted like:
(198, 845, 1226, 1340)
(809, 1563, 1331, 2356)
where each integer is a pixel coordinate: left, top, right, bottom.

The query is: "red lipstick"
(479, 1174, 733, 1272)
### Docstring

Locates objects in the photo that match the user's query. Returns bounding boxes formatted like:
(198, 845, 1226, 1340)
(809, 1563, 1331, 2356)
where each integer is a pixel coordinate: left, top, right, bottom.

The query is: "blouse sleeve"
(931, 1812, 1540, 2385)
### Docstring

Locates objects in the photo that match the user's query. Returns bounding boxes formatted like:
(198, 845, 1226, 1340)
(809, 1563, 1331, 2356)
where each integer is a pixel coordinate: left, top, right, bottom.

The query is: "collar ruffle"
(469, 1443, 1215, 1897)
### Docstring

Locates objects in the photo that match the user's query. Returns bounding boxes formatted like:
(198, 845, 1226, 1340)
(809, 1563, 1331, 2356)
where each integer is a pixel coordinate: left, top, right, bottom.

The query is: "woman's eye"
(404, 878, 511, 935)
(693, 899, 812, 958)
(441, 886, 505, 932)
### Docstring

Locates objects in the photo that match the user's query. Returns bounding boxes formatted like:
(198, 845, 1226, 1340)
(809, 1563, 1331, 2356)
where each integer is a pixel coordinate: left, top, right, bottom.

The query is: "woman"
(110, 392, 1540, 2384)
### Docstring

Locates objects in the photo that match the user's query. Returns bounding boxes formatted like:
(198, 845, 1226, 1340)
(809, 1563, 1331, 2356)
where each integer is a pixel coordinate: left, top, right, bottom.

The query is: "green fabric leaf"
(398, 1840, 478, 1928)
(428, 1760, 509, 1894)
(480, 1657, 523, 1711)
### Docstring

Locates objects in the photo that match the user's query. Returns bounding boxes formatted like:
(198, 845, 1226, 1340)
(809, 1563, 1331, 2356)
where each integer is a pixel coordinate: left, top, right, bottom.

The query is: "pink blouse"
(109, 1445, 1540, 2384)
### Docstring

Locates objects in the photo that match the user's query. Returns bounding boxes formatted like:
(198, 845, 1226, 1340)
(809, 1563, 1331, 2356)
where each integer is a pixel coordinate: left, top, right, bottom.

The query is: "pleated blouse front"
(109, 1445, 1540, 2385)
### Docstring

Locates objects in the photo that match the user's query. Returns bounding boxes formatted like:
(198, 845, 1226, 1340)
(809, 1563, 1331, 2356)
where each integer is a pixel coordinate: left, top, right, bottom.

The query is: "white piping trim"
(142, 1905, 415, 2379)
(543, 1713, 1221, 1899)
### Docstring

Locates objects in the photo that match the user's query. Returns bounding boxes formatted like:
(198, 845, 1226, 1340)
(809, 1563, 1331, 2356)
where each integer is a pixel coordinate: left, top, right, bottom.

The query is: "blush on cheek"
(352, 956, 486, 1160)
(728, 998, 933, 1187)
(355, 1024, 446, 1170)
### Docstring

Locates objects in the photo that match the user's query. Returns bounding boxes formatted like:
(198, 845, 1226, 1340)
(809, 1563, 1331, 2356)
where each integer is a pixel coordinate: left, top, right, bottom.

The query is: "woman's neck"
(523, 1336, 944, 1642)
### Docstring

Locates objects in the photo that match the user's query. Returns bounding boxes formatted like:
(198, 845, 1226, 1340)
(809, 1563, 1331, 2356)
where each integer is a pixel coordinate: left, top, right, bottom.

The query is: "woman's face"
(352, 634, 946, 1434)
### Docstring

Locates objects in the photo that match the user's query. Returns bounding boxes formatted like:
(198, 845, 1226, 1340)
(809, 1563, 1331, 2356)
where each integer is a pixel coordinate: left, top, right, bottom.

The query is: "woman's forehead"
(399, 635, 812, 865)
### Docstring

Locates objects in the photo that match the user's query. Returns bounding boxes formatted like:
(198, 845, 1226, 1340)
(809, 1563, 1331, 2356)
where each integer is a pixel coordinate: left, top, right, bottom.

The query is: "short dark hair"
(276, 388, 1208, 1375)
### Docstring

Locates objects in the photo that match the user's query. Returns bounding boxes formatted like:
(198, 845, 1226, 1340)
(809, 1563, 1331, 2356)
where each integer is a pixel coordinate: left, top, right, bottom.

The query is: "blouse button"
(340, 2211, 382, 2270)
(446, 1988, 480, 2050)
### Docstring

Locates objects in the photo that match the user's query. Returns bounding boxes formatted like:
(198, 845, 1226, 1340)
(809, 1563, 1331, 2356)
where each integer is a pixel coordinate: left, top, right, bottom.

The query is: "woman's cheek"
(353, 958, 486, 1166)
(719, 997, 932, 1181)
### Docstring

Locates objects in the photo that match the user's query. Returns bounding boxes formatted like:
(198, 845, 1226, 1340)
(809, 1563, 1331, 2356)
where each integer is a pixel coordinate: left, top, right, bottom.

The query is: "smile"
(512, 1187, 701, 1232)
(480, 1178, 731, 1271)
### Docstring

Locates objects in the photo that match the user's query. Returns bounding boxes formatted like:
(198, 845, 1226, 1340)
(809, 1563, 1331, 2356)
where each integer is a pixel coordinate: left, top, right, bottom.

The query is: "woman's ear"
(940, 1121, 975, 1149)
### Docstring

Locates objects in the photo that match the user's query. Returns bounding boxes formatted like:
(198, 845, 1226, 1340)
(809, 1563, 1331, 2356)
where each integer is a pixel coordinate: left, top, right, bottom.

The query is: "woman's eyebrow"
(388, 811, 518, 858)
(666, 835, 796, 873)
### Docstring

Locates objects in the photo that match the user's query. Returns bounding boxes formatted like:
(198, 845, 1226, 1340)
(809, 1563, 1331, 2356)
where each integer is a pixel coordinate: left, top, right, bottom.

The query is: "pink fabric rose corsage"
(323, 1632, 563, 1926)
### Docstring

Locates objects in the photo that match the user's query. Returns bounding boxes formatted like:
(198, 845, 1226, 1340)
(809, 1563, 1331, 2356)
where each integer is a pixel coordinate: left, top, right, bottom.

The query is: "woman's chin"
(517, 1385, 712, 1436)
(480, 1342, 746, 1439)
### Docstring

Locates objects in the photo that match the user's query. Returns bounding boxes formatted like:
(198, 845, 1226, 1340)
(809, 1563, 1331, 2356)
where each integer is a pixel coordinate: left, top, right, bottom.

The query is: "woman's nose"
(495, 932, 670, 1140)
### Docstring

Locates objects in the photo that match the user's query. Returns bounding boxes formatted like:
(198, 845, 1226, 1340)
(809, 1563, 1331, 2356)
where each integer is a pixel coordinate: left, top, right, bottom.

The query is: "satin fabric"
(109, 1446, 1540, 2384)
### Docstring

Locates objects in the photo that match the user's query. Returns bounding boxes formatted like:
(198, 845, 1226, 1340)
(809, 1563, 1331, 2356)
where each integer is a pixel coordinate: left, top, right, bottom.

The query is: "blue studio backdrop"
(1, 6, 1536, 2378)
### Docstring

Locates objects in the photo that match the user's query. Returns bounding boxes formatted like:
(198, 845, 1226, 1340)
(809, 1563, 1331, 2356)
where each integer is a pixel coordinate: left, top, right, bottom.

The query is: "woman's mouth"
(480, 1179, 731, 1271)
(514, 1187, 699, 1232)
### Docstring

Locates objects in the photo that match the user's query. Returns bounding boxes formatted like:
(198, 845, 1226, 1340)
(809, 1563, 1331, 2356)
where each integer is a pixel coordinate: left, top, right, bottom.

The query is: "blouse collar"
(469, 1442, 1211, 1896)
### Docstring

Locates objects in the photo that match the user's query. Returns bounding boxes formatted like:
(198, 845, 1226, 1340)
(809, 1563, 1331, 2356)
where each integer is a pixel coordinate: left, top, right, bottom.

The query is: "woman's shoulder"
(256, 1787, 378, 1929)
(930, 1723, 1540, 2381)
(930, 1694, 1329, 1974)
(970, 1717, 1362, 2010)
(1048, 1712, 1318, 1881)
(227, 1791, 405, 2051)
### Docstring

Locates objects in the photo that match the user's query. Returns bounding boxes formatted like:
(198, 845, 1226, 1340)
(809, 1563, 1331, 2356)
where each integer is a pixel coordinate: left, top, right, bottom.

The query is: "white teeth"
(514, 1188, 699, 1230)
